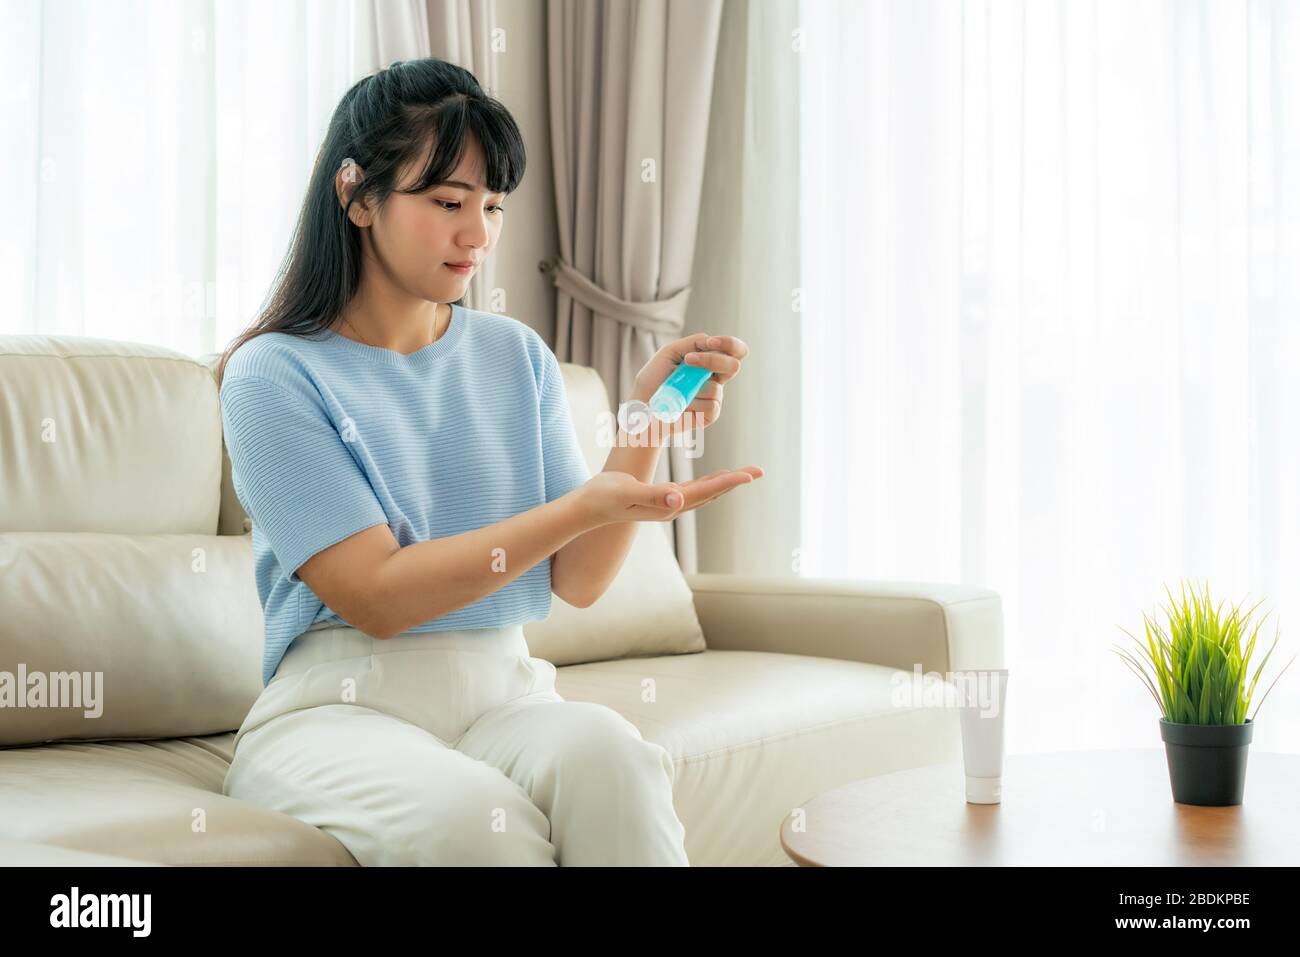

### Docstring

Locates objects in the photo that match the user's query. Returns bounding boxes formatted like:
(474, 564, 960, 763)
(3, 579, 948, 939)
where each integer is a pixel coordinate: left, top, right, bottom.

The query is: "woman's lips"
(444, 262, 474, 275)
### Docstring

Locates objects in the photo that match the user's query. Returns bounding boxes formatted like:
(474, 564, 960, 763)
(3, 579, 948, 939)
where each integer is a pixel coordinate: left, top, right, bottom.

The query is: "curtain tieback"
(544, 258, 691, 337)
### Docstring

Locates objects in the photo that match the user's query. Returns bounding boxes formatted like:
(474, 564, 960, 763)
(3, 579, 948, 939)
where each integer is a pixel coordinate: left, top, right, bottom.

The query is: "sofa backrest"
(0, 335, 223, 534)
(0, 331, 703, 747)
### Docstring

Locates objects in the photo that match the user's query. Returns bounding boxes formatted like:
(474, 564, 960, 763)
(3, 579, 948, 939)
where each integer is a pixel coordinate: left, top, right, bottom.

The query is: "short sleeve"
(537, 346, 593, 504)
(220, 374, 389, 583)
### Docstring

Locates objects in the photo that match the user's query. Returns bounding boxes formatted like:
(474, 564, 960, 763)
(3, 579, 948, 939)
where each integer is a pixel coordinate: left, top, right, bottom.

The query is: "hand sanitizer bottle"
(616, 351, 717, 435)
(648, 354, 714, 423)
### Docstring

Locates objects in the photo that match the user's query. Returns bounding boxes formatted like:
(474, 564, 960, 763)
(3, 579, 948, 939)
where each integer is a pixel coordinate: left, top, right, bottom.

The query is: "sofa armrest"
(684, 574, 1005, 675)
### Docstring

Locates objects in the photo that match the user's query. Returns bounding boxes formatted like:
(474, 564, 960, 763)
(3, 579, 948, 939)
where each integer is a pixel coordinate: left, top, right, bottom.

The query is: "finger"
(626, 481, 681, 512)
(688, 335, 747, 361)
(682, 351, 741, 380)
(660, 333, 717, 365)
(682, 470, 746, 490)
(694, 381, 723, 402)
(683, 398, 721, 427)
(655, 468, 763, 512)
(702, 334, 749, 361)
(680, 469, 729, 494)
(681, 470, 754, 503)
(685, 471, 763, 510)
(649, 469, 763, 518)
(698, 467, 763, 494)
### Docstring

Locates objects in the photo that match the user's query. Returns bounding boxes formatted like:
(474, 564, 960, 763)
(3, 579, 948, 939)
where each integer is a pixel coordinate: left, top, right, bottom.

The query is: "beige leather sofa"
(0, 333, 1004, 867)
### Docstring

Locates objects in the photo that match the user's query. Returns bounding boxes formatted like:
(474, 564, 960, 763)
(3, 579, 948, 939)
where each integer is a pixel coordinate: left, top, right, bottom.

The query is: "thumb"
(654, 485, 683, 509)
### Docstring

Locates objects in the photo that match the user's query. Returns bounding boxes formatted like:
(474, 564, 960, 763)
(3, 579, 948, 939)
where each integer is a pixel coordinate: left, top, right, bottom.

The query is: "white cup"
(953, 668, 1009, 804)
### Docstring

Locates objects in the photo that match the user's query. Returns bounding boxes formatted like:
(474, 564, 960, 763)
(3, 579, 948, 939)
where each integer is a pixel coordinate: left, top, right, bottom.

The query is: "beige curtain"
(545, 0, 726, 573)
(687, 0, 802, 578)
(353, 0, 501, 313)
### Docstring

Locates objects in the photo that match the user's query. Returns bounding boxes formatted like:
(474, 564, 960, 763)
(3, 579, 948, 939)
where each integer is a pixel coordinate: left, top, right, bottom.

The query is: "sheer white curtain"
(799, 0, 1300, 754)
(1, 0, 364, 355)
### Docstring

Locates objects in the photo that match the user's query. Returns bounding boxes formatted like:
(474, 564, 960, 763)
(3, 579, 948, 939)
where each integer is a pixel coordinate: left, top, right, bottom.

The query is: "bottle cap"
(617, 399, 653, 435)
(965, 775, 1002, 804)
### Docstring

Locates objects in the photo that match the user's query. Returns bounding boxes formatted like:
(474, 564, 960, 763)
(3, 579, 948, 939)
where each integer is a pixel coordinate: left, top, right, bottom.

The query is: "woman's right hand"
(575, 466, 764, 526)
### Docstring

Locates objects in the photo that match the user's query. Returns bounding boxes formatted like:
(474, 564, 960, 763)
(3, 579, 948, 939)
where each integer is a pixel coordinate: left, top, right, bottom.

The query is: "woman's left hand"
(628, 333, 749, 436)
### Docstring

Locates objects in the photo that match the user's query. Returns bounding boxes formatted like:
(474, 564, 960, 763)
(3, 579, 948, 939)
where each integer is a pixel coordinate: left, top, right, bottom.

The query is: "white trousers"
(222, 621, 690, 866)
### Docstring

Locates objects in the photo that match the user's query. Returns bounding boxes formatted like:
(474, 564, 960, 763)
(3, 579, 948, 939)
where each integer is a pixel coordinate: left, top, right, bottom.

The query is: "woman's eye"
(435, 200, 504, 213)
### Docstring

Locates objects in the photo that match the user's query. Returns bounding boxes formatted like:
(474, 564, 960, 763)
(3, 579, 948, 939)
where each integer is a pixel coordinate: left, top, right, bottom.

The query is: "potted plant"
(1113, 578, 1295, 806)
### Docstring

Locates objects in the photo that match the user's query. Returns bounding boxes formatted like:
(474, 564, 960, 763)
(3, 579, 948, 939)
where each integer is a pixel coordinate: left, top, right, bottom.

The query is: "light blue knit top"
(218, 304, 593, 687)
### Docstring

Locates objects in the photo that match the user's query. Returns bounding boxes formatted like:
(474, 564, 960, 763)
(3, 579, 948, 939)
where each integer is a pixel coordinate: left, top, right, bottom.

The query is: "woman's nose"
(458, 212, 491, 248)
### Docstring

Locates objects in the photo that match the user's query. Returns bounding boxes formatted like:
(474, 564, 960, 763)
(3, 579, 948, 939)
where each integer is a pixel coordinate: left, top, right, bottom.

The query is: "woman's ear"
(335, 158, 374, 227)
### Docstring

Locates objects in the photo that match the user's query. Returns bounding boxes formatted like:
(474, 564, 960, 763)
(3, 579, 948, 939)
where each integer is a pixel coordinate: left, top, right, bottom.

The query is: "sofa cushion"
(0, 532, 263, 747)
(0, 837, 167, 868)
(0, 732, 355, 866)
(521, 362, 706, 665)
(524, 522, 706, 665)
(552, 649, 963, 867)
(0, 839, 166, 866)
(0, 335, 222, 535)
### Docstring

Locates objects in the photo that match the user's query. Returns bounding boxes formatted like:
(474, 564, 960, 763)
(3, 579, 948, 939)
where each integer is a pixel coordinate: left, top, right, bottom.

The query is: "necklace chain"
(342, 315, 376, 349)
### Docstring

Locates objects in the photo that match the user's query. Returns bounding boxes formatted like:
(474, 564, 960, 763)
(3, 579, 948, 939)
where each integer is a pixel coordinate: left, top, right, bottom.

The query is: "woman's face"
(342, 136, 505, 303)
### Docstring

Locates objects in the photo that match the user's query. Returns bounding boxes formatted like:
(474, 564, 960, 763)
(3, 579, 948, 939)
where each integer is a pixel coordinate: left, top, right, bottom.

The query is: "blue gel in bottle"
(649, 353, 715, 423)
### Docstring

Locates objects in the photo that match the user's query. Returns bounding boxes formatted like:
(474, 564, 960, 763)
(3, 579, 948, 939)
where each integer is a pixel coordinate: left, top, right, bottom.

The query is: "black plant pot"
(1158, 717, 1253, 806)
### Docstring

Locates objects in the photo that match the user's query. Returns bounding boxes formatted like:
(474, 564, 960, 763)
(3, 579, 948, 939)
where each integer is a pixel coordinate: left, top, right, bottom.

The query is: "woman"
(214, 57, 762, 866)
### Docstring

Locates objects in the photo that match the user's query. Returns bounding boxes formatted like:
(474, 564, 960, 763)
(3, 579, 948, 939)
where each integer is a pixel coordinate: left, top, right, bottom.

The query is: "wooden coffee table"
(780, 749, 1300, 866)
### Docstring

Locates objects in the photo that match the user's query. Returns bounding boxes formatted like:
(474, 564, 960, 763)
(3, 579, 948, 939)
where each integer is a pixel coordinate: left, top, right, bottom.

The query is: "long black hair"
(214, 57, 526, 389)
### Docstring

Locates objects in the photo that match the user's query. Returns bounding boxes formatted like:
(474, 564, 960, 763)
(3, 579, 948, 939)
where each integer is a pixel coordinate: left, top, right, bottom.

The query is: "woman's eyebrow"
(438, 179, 502, 195)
